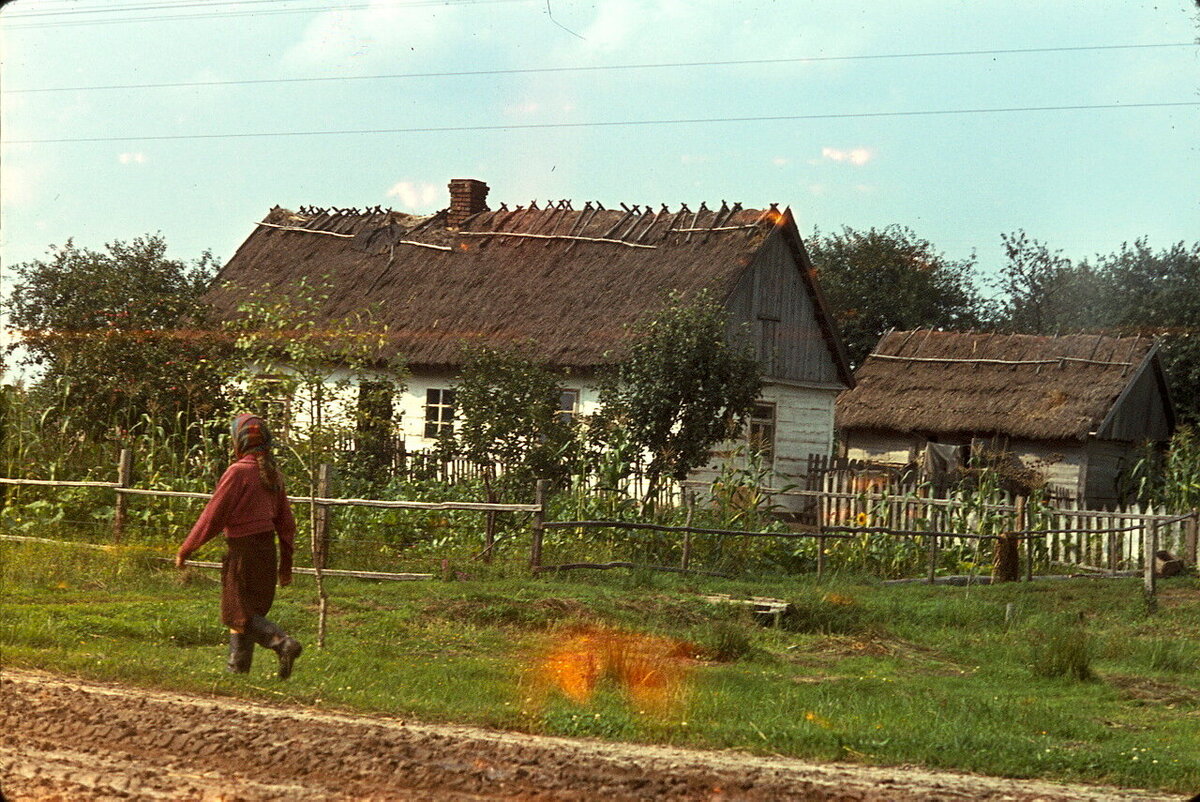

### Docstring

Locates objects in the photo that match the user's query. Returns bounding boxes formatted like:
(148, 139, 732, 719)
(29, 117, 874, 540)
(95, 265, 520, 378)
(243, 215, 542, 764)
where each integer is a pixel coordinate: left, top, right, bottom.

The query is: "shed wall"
(1097, 360, 1173, 442)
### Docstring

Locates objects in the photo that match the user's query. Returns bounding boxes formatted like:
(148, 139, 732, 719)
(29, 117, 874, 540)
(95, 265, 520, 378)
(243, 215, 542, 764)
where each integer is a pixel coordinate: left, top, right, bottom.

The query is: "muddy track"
(0, 668, 1176, 801)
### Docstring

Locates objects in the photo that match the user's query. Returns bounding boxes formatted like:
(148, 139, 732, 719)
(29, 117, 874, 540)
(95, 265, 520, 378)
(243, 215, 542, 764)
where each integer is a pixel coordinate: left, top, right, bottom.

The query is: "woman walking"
(176, 414, 303, 678)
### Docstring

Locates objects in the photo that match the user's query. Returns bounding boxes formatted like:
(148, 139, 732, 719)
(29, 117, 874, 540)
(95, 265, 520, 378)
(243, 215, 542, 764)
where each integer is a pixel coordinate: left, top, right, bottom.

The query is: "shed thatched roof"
(206, 198, 850, 377)
(836, 330, 1167, 441)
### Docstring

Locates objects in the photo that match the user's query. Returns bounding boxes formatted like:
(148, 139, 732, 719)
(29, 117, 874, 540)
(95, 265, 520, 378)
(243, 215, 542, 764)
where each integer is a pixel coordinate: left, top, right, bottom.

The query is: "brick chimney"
(447, 178, 489, 227)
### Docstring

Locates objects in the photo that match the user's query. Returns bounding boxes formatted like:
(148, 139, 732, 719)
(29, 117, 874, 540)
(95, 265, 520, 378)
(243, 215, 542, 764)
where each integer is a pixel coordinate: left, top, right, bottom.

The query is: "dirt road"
(1, 668, 1178, 801)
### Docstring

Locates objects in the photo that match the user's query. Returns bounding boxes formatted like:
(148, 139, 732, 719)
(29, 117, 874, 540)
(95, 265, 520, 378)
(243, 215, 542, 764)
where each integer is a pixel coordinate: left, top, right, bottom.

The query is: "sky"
(1, 0, 1198, 344)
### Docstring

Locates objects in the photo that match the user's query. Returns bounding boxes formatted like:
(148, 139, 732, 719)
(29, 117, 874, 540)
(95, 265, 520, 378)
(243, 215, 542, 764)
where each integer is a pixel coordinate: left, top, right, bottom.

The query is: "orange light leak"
(528, 626, 699, 717)
(762, 209, 785, 226)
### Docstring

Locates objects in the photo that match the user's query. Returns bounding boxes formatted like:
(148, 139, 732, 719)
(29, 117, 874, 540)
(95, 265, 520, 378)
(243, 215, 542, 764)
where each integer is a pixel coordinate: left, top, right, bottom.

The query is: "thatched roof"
(206, 198, 850, 377)
(836, 330, 1169, 441)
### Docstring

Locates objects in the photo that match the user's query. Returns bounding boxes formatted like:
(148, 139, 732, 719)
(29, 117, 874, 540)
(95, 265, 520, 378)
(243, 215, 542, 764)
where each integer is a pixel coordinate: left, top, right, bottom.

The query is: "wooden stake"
(681, 492, 694, 571)
(927, 533, 938, 585)
(314, 463, 333, 569)
(1186, 509, 1198, 567)
(1144, 520, 1158, 613)
(112, 448, 132, 544)
(530, 480, 546, 573)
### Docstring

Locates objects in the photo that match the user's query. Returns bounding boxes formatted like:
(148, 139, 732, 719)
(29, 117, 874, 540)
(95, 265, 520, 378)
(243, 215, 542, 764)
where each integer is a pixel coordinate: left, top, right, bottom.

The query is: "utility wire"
(6, 101, 1197, 146)
(0, 0, 527, 27)
(6, 42, 1195, 95)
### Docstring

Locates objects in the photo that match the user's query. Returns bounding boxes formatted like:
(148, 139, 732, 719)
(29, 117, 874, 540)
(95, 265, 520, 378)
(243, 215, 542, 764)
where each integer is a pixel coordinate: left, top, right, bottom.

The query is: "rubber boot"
(227, 632, 254, 674)
(247, 615, 303, 679)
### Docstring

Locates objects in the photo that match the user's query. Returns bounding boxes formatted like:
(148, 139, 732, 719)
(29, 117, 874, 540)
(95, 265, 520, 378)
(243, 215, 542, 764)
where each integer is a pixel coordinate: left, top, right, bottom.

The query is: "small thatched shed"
(205, 179, 854, 496)
(836, 330, 1175, 505)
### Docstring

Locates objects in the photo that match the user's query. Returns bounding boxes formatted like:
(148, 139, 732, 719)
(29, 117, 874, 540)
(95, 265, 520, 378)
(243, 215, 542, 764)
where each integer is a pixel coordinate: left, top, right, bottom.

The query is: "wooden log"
(535, 561, 729, 578)
(457, 231, 657, 249)
(0, 477, 119, 488)
(112, 449, 133, 544)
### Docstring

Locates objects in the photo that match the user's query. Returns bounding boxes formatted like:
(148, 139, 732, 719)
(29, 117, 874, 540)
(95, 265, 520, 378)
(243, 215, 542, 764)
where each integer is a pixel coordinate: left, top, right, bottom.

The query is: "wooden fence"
(2, 449, 1196, 584)
(808, 470, 1198, 571)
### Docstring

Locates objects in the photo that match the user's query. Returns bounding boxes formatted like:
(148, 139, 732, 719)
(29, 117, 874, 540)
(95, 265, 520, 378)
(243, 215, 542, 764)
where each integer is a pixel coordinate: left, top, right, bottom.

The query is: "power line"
(6, 42, 1195, 95)
(6, 101, 1197, 145)
(0, 0, 528, 28)
(2, 0, 320, 16)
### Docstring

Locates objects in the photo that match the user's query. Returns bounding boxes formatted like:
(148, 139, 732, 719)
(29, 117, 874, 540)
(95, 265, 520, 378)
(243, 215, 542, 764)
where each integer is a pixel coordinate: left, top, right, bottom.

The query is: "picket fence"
(813, 468, 1198, 571)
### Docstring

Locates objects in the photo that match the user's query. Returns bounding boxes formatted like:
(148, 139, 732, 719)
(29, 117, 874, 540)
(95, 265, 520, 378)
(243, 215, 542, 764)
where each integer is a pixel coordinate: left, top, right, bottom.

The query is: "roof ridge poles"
(564, 202, 601, 252)
(633, 204, 668, 244)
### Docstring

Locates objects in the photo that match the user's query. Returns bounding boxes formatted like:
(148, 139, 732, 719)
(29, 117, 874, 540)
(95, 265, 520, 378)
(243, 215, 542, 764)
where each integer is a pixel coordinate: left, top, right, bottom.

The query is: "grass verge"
(2, 539, 1198, 793)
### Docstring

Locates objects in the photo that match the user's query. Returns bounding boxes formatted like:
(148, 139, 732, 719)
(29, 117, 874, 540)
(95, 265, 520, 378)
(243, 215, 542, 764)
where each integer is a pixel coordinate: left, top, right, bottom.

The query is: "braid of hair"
(255, 449, 282, 493)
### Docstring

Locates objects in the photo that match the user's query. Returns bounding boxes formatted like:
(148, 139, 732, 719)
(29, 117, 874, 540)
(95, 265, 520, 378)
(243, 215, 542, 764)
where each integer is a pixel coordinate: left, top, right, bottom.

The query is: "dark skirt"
(221, 531, 277, 631)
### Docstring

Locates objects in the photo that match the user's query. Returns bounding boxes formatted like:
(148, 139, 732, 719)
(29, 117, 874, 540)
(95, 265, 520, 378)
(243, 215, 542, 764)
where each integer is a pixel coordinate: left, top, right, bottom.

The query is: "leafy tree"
(601, 291, 762, 501)
(3, 235, 225, 434)
(807, 225, 986, 366)
(1095, 239, 1200, 426)
(450, 346, 575, 493)
(995, 230, 1106, 334)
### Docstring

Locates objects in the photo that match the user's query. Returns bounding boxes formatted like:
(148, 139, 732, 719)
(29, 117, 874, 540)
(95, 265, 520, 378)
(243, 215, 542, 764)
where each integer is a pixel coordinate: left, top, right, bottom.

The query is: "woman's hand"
(174, 552, 187, 569)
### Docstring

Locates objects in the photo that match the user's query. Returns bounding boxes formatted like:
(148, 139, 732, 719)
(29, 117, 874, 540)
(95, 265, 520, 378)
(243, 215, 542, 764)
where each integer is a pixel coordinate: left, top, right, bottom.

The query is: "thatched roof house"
(207, 181, 852, 378)
(206, 179, 854, 496)
(836, 330, 1175, 504)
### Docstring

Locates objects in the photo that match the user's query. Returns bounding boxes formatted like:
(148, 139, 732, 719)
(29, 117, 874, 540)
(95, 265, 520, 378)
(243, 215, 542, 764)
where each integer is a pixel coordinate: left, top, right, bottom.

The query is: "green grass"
(2, 540, 1198, 793)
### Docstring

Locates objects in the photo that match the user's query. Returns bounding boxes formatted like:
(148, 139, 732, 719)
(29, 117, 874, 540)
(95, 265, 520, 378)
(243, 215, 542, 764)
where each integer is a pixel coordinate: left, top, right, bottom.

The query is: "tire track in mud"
(0, 669, 1176, 801)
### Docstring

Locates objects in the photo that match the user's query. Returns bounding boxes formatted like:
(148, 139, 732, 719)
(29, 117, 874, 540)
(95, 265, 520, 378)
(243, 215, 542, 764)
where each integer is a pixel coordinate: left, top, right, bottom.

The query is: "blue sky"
(2, 0, 1198, 322)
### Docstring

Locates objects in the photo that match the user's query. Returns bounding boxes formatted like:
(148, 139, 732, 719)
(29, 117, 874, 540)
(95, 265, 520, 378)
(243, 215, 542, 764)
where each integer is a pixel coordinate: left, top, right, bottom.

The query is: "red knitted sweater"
(177, 455, 296, 580)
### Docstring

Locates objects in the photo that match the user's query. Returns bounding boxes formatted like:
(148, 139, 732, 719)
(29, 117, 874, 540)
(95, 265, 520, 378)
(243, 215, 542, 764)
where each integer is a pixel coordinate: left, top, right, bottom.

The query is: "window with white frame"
(424, 388, 456, 439)
(748, 402, 776, 462)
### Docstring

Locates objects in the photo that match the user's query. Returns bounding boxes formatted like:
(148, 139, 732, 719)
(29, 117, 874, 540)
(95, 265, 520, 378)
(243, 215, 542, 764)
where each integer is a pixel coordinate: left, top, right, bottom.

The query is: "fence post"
(680, 492, 694, 571)
(1144, 520, 1158, 613)
(1187, 509, 1198, 567)
(530, 479, 546, 573)
(927, 533, 937, 584)
(313, 463, 333, 569)
(1019, 495, 1033, 582)
(816, 532, 826, 580)
(112, 448, 132, 544)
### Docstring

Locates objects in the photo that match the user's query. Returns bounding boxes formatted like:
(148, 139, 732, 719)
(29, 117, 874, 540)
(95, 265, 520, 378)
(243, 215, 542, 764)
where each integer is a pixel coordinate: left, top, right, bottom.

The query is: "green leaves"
(604, 291, 762, 490)
(451, 346, 574, 491)
(807, 225, 985, 368)
(3, 235, 227, 435)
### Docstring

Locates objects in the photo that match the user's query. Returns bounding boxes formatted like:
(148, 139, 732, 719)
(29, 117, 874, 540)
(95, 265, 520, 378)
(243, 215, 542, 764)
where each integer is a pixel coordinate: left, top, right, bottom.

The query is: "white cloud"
(282, 0, 463, 71)
(680, 154, 711, 165)
(386, 181, 440, 210)
(772, 157, 791, 167)
(821, 147, 874, 166)
(118, 152, 147, 165)
(504, 100, 542, 117)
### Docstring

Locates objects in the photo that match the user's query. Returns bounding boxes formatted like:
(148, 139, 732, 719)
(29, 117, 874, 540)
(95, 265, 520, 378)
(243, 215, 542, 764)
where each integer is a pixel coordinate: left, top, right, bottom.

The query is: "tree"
(601, 291, 762, 501)
(807, 225, 985, 366)
(451, 345, 575, 492)
(995, 230, 1105, 334)
(3, 235, 225, 434)
(1095, 239, 1200, 426)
